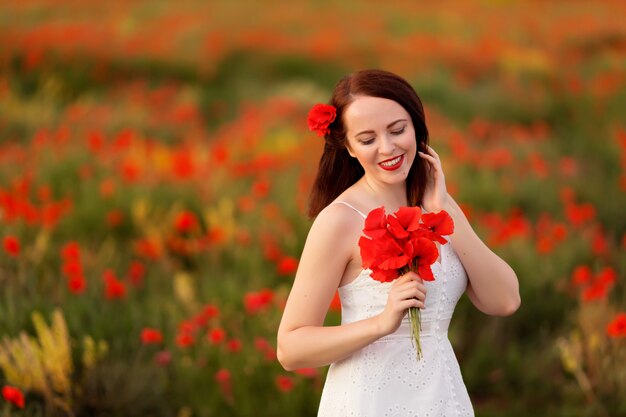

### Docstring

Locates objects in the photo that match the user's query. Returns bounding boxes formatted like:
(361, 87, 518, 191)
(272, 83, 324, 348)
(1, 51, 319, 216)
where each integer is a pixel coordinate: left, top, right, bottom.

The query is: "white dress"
(317, 201, 474, 417)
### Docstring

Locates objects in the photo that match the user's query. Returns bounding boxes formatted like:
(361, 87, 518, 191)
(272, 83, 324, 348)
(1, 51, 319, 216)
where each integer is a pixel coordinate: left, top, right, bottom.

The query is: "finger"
(400, 298, 425, 309)
(398, 281, 426, 294)
(397, 287, 426, 301)
(426, 145, 440, 158)
(404, 271, 424, 283)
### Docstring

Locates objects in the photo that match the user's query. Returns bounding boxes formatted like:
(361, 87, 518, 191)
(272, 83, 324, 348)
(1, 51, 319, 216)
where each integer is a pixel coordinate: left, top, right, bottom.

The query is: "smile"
(378, 154, 404, 171)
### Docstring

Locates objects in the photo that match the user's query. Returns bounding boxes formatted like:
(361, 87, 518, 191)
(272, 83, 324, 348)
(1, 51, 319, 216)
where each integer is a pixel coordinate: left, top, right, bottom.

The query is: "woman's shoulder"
(310, 195, 365, 236)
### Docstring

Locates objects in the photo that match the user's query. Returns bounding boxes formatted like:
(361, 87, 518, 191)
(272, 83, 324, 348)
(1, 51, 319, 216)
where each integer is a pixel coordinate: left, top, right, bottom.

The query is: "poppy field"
(0, 0, 625, 416)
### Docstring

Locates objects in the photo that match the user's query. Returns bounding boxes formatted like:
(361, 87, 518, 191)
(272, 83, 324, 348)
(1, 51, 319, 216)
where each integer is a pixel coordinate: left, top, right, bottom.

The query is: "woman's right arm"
(276, 205, 426, 371)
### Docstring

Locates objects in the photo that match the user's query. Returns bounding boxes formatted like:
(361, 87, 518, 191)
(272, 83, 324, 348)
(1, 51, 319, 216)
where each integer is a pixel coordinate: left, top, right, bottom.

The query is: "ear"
(345, 141, 356, 158)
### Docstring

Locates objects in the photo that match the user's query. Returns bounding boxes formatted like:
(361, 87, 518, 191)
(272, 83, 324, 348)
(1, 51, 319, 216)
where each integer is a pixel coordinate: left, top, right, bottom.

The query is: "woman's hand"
(375, 272, 427, 337)
(418, 144, 449, 213)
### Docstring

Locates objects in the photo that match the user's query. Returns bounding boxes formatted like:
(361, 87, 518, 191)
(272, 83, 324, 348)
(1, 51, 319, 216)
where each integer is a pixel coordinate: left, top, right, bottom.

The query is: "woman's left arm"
(443, 193, 521, 316)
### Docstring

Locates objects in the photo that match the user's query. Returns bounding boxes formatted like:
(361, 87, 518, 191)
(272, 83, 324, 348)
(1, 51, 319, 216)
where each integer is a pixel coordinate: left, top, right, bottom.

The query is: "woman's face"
(343, 95, 417, 187)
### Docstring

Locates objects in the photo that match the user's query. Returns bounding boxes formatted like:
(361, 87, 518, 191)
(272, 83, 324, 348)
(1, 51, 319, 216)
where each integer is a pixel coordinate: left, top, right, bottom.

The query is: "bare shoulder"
(306, 201, 363, 254)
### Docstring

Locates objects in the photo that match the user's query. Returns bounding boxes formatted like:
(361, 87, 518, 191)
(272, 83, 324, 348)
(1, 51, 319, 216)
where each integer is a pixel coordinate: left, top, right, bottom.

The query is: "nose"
(379, 134, 396, 155)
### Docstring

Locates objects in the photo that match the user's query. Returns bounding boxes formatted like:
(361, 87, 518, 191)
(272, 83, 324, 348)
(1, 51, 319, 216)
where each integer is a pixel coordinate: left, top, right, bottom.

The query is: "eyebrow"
(355, 119, 408, 137)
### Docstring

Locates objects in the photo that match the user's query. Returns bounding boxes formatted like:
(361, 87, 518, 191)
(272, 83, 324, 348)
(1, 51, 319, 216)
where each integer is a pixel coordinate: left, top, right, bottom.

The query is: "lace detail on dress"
(317, 234, 474, 417)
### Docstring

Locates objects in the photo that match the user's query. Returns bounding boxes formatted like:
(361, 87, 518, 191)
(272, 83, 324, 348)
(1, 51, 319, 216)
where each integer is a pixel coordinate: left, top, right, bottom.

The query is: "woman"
(277, 69, 520, 417)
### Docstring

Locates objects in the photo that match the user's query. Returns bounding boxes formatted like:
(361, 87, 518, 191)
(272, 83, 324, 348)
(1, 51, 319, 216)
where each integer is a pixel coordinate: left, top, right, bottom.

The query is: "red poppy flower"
(201, 304, 220, 320)
(175, 332, 195, 348)
(127, 261, 145, 286)
(420, 211, 454, 244)
(3, 235, 20, 257)
(582, 281, 608, 302)
(227, 338, 242, 353)
(307, 103, 336, 137)
(244, 289, 274, 314)
(294, 367, 318, 378)
(277, 256, 298, 275)
(403, 237, 438, 281)
(208, 327, 226, 345)
(174, 211, 199, 234)
(103, 270, 127, 300)
(606, 313, 626, 337)
(68, 275, 86, 294)
(276, 375, 295, 393)
(571, 265, 592, 286)
(2, 385, 25, 408)
(393, 206, 423, 232)
(61, 241, 80, 261)
(141, 328, 163, 345)
(363, 206, 388, 238)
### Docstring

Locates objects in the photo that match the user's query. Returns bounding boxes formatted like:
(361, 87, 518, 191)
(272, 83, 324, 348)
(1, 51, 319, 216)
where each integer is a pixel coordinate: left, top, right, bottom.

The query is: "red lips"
(378, 154, 404, 171)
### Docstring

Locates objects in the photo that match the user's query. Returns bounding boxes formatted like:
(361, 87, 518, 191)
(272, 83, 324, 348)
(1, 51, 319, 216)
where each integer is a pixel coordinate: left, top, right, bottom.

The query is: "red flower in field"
(579, 266, 617, 302)
(244, 289, 274, 314)
(254, 337, 271, 352)
(175, 331, 195, 348)
(294, 367, 318, 378)
(277, 256, 298, 276)
(596, 267, 617, 285)
(171, 150, 195, 179)
(99, 178, 116, 198)
(565, 202, 595, 226)
(276, 375, 295, 393)
(174, 211, 199, 234)
(3, 235, 20, 257)
(215, 368, 233, 401)
(141, 328, 163, 345)
(103, 270, 127, 299)
(2, 385, 25, 408)
(68, 275, 86, 294)
(307, 103, 336, 137)
(61, 241, 81, 261)
(591, 227, 608, 255)
(62, 259, 82, 277)
(88, 131, 105, 153)
(127, 261, 145, 287)
(154, 350, 171, 367)
(227, 338, 242, 353)
(237, 196, 255, 213)
(133, 238, 163, 260)
(208, 327, 226, 345)
(606, 313, 626, 337)
(215, 368, 231, 383)
(264, 348, 277, 361)
(329, 290, 341, 312)
(571, 265, 593, 286)
(252, 179, 270, 198)
(262, 239, 281, 261)
(201, 304, 220, 320)
(106, 209, 124, 227)
(211, 145, 229, 164)
(582, 281, 609, 302)
(120, 159, 141, 183)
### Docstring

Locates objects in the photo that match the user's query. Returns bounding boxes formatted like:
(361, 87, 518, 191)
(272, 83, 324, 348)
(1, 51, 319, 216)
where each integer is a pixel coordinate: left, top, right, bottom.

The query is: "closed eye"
(360, 128, 405, 145)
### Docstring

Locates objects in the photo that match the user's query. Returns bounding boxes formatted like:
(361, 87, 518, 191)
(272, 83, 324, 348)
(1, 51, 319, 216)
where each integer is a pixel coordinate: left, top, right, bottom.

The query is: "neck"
(360, 175, 408, 210)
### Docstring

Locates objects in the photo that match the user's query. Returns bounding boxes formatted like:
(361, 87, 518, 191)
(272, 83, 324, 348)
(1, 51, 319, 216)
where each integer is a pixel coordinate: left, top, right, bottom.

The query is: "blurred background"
(0, 0, 625, 416)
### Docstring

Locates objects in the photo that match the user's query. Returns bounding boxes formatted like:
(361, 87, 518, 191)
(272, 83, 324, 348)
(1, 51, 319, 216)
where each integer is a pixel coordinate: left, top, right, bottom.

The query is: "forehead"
(344, 96, 409, 134)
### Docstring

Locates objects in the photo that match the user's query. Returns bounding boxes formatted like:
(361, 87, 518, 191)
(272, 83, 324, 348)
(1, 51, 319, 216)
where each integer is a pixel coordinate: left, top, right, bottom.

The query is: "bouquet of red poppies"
(358, 206, 454, 360)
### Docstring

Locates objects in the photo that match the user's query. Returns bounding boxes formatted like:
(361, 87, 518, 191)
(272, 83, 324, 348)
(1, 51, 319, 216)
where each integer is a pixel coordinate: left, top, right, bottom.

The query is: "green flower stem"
(409, 306, 423, 360)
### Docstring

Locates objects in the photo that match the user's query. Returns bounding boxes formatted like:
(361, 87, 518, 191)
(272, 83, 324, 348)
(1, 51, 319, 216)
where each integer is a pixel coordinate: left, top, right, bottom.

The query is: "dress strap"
(328, 201, 368, 219)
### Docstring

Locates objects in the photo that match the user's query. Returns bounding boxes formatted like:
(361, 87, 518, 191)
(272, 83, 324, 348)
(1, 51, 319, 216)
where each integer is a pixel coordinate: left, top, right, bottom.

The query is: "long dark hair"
(307, 69, 430, 218)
